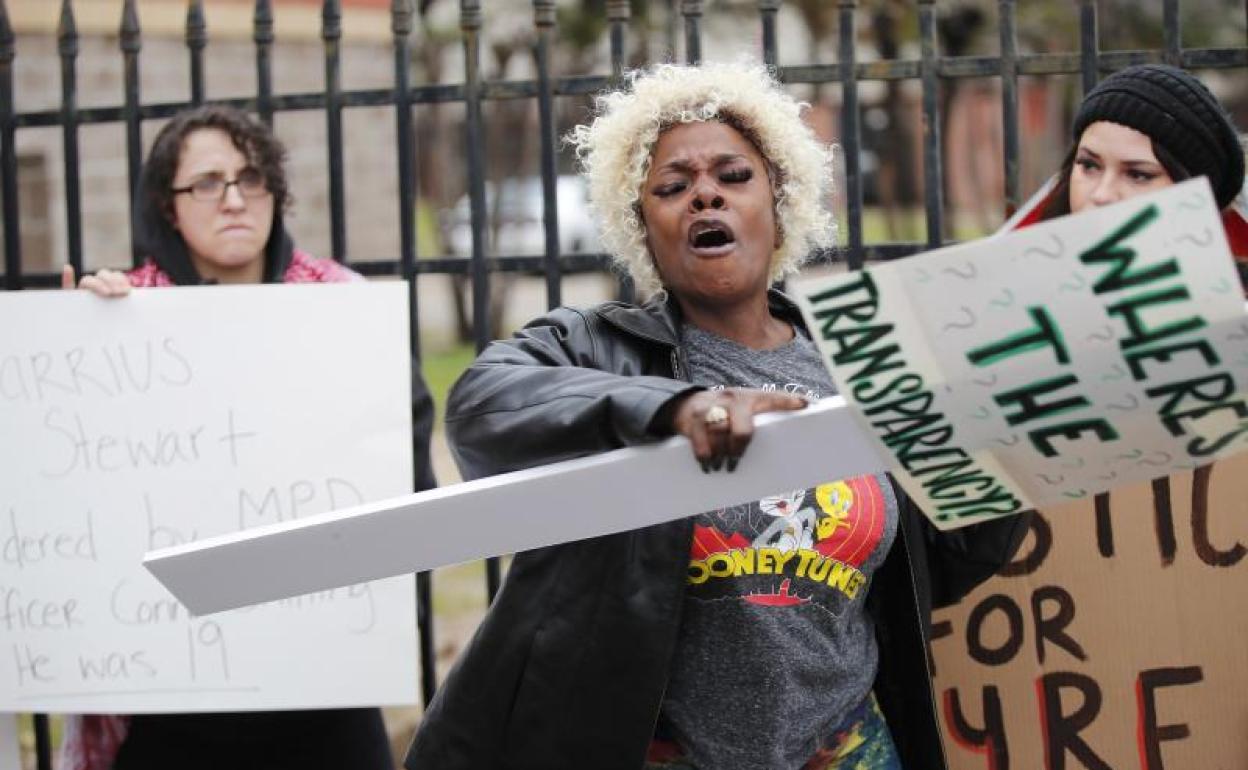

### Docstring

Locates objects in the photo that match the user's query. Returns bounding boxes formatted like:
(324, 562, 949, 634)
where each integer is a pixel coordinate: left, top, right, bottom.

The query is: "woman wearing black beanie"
(1015, 64, 1247, 257)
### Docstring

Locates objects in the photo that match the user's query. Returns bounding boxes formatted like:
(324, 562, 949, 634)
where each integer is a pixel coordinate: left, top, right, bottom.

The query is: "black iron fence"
(2, 0, 1246, 767)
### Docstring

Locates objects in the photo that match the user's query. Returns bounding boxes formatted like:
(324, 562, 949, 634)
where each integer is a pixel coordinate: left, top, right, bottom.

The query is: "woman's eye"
(1128, 169, 1159, 183)
(720, 168, 753, 183)
(654, 182, 686, 197)
(192, 176, 225, 196)
(1074, 157, 1099, 172)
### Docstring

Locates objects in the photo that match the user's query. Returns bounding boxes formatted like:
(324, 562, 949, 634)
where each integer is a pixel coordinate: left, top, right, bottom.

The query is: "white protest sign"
(145, 396, 889, 614)
(0, 283, 417, 712)
(793, 178, 1248, 529)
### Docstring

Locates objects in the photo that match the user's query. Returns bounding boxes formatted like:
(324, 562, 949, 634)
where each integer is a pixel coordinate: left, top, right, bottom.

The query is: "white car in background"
(446, 175, 601, 258)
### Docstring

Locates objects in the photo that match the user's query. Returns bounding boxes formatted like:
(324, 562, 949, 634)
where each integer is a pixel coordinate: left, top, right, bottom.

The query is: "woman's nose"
(689, 181, 725, 212)
(220, 182, 247, 210)
(1088, 174, 1119, 207)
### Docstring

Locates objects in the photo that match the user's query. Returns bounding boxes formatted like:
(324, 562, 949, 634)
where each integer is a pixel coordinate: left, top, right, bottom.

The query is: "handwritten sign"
(0, 283, 417, 712)
(793, 179, 1248, 529)
(931, 459, 1248, 767)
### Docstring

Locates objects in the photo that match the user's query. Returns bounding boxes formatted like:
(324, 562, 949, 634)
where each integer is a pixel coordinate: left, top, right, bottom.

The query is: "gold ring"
(704, 404, 729, 427)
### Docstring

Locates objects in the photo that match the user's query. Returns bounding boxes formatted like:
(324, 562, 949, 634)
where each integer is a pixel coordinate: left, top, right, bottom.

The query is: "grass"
(840, 206, 996, 245)
(17, 714, 60, 770)
(417, 341, 477, 424)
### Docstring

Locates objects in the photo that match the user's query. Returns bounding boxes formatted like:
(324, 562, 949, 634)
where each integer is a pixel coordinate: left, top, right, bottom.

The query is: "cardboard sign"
(930, 454, 1248, 768)
(0, 283, 418, 712)
(793, 179, 1248, 529)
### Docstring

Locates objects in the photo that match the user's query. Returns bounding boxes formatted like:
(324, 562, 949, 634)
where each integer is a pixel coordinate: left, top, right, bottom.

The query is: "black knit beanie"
(1073, 63, 1245, 209)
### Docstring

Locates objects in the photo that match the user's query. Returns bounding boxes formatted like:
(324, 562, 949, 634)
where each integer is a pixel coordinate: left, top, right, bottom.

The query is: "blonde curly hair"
(568, 60, 836, 295)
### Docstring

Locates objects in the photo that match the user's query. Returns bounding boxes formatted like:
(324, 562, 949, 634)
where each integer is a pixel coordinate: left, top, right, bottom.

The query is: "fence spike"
(460, 0, 481, 33)
(254, 0, 275, 124)
(58, 0, 78, 58)
(606, 0, 628, 80)
(186, 0, 205, 104)
(120, 0, 140, 54)
(681, 0, 703, 64)
(391, 0, 413, 37)
(323, 0, 342, 42)
(534, 0, 555, 28)
(1077, 0, 1098, 94)
(254, 0, 274, 46)
(186, 0, 205, 51)
(0, 0, 13, 62)
(757, 0, 780, 67)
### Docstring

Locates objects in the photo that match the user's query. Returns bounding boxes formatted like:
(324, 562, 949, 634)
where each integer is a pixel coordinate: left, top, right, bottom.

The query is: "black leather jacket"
(407, 291, 1029, 770)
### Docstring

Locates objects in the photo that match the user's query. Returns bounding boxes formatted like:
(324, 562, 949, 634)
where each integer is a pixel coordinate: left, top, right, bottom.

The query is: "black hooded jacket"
(407, 291, 1029, 770)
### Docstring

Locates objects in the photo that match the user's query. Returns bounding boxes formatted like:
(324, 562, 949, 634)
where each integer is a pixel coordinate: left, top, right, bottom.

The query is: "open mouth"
(688, 219, 736, 251)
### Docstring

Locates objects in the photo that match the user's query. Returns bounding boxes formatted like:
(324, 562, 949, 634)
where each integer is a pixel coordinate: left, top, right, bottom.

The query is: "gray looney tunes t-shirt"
(659, 323, 899, 770)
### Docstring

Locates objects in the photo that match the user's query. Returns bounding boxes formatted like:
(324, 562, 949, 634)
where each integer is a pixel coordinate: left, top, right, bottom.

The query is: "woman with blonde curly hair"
(407, 61, 1028, 770)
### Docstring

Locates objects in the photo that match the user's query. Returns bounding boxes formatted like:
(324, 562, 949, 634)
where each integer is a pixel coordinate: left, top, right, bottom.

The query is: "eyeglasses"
(172, 168, 269, 202)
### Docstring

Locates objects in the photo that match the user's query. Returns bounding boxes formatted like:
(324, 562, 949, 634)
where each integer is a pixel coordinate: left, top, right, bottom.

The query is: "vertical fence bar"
(917, 0, 944, 249)
(663, 0, 677, 62)
(462, 0, 488, 354)
(322, 0, 347, 261)
(462, 0, 489, 360)
(389, 0, 435, 707)
(838, 1, 863, 270)
(33, 714, 51, 770)
(254, 0, 275, 126)
(393, 0, 417, 295)
(998, 0, 1020, 218)
(758, 0, 779, 68)
(59, 0, 83, 276)
(682, 0, 702, 65)
(1163, 0, 1180, 66)
(415, 568, 436, 703)
(460, 0, 501, 601)
(1085, 0, 1107, 581)
(534, 0, 561, 310)
(0, 0, 20, 289)
(607, 0, 628, 80)
(120, 0, 142, 265)
(606, 0, 635, 303)
(186, 0, 205, 106)
(1077, 0, 1098, 95)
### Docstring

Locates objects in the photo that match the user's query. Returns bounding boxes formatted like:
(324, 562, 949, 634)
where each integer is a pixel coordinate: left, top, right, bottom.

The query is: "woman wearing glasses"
(59, 105, 434, 769)
(66, 104, 352, 291)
